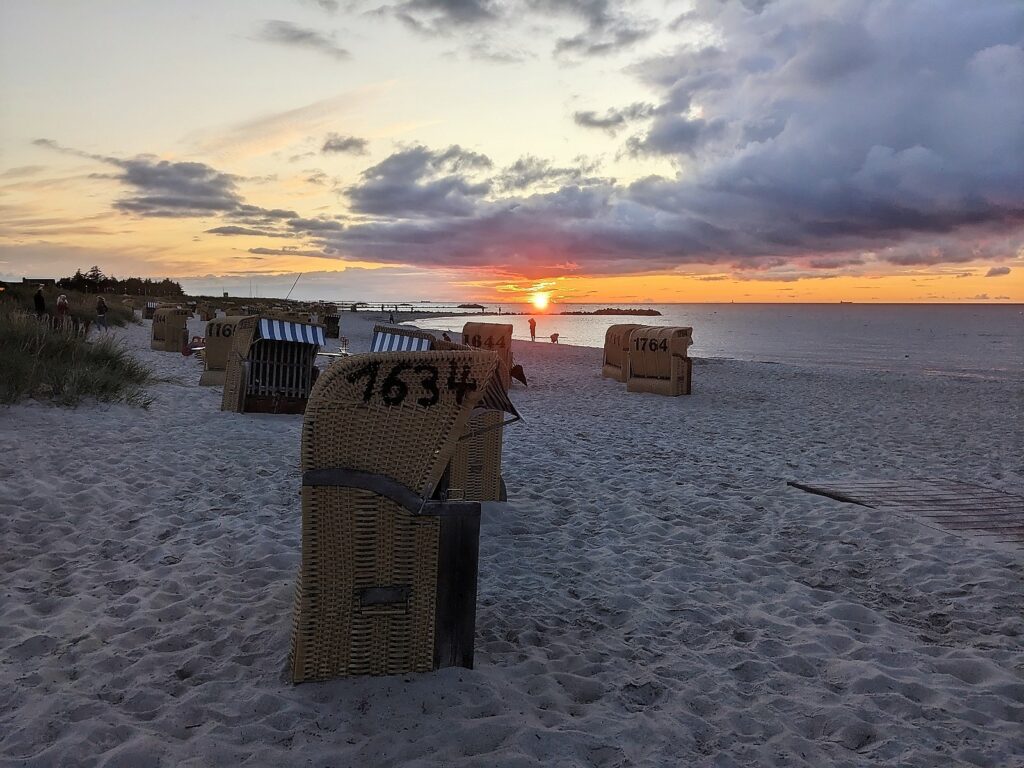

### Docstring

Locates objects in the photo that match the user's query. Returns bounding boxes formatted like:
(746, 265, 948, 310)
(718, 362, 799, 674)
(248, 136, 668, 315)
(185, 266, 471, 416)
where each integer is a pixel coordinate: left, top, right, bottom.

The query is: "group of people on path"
(33, 286, 108, 331)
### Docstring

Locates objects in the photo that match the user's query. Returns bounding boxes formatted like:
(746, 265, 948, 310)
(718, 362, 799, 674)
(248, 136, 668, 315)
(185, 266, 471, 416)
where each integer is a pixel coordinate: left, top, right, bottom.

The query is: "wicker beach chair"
(199, 316, 245, 386)
(601, 324, 648, 382)
(291, 348, 506, 681)
(461, 322, 513, 389)
(323, 314, 341, 339)
(625, 326, 694, 396)
(221, 316, 325, 413)
(150, 308, 190, 352)
(367, 325, 518, 501)
(142, 300, 159, 320)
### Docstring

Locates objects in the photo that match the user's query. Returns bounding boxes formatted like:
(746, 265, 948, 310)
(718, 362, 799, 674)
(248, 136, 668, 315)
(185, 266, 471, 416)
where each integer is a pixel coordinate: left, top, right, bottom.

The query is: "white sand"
(1, 313, 1022, 768)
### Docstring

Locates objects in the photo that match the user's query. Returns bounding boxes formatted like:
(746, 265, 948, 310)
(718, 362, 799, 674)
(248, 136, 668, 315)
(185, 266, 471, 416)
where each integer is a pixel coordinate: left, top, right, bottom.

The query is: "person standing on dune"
(33, 286, 46, 318)
(528, 317, 536, 341)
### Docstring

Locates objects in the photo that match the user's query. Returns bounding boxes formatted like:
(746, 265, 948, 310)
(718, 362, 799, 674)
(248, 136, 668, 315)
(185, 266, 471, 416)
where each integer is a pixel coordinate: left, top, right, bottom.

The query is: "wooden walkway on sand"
(788, 478, 1024, 550)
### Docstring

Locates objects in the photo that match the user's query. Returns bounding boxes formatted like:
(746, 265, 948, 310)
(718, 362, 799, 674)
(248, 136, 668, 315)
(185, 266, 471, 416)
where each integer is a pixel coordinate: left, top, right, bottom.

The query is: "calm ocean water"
(405, 304, 1024, 381)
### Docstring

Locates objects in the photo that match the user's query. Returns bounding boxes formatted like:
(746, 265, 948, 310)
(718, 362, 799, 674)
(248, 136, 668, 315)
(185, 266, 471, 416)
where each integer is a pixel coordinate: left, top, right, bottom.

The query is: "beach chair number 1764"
(346, 361, 479, 407)
(633, 337, 670, 352)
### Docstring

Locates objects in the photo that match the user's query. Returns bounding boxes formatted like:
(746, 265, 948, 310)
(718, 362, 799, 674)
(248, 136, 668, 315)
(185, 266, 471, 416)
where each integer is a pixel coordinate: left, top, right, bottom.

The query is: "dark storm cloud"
(321, 1, 1024, 277)
(256, 20, 350, 60)
(321, 133, 369, 154)
(112, 159, 243, 217)
(34, 139, 299, 222)
(572, 102, 653, 132)
(345, 145, 492, 217)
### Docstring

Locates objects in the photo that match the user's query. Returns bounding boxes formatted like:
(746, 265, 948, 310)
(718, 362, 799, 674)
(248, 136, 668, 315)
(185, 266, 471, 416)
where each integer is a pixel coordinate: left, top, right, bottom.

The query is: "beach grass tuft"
(0, 304, 153, 407)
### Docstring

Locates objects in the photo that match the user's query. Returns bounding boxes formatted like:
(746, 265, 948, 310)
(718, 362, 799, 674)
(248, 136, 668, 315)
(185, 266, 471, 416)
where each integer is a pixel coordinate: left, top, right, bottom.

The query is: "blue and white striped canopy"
(371, 330, 433, 352)
(257, 318, 325, 346)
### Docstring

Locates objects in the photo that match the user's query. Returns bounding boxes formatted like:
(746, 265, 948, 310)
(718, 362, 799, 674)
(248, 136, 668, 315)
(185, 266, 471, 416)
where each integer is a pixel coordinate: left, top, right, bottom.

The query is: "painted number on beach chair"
(634, 337, 669, 352)
(464, 334, 506, 350)
(346, 361, 478, 407)
(209, 323, 233, 338)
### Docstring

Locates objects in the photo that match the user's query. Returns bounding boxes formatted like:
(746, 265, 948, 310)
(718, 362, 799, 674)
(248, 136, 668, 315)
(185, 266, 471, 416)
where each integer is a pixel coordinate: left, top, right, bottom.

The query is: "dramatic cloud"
(316, 0, 1024, 277)
(256, 20, 350, 60)
(34, 140, 300, 223)
(321, 133, 369, 154)
(985, 266, 1011, 277)
(573, 103, 653, 133)
(112, 159, 243, 217)
(346, 145, 492, 217)
(496, 156, 604, 191)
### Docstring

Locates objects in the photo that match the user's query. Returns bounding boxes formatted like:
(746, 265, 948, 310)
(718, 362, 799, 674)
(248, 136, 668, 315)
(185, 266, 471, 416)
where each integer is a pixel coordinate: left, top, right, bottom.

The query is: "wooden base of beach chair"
(626, 358, 692, 396)
(291, 471, 481, 681)
(244, 394, 308, 414)
(198, 370, 226, 387)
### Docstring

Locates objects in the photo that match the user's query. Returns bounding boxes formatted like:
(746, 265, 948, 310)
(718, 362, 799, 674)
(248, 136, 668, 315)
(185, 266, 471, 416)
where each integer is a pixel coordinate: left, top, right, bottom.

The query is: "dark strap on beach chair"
(302, 467, 481, 517)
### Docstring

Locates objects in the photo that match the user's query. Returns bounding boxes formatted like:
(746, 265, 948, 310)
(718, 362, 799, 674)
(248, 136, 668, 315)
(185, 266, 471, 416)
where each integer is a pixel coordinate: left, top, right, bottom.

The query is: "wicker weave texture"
(449, 411, 504, 501)
(291, 350, 498, 681)
(461, 323, 513, 389)
(601, 323, 648, 382)
(626, 326, 694, 396)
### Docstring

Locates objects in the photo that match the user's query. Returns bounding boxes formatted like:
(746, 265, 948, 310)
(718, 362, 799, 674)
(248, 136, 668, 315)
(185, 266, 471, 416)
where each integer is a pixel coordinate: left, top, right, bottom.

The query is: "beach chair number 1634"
(346, 361, 479, 407)
(634, 337, 669, 352)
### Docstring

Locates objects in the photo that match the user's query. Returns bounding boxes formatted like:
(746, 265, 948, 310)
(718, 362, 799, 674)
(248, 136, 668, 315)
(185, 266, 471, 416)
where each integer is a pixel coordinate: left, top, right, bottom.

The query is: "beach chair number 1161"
(346, 361, 479, 407)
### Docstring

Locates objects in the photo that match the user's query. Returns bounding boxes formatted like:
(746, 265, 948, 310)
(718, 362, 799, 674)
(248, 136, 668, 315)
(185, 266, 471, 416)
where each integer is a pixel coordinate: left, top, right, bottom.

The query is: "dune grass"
(0, 304, 152, 407)
(5, 285, 136, 327)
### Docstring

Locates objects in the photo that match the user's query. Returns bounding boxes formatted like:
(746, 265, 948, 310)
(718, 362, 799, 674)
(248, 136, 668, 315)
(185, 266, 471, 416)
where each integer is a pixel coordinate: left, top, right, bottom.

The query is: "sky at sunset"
(1, 0, 1022, 304)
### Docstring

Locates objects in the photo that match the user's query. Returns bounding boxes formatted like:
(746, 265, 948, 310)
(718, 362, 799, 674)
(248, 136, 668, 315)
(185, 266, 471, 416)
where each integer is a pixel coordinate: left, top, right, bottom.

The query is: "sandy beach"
(1, 313, 1022, 768)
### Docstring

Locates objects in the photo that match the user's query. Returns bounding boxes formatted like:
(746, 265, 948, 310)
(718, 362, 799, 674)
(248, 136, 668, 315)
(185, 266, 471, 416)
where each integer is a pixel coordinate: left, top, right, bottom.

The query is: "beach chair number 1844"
(346, 361, 479, 407)
(464, 334, 505, 349)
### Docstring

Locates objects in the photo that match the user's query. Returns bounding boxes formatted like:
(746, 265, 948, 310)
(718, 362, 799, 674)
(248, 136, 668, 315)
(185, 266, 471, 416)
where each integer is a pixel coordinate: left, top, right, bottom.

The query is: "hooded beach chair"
(625, 326, 694, 396)
(461, 322, 514, 389)
(199, 315, 245, 386)
(150, 308, 190, 352)
(221, 316, 325, 413)
(291, 348, 506, 681)
(143, 300, 159, 320)
(602, 323, 648, 382)
(369, 325, 520, 501)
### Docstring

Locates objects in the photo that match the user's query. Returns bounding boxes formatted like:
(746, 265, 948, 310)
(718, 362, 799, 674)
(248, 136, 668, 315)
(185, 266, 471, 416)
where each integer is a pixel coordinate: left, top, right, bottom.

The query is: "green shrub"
(0, 305, 152, 407)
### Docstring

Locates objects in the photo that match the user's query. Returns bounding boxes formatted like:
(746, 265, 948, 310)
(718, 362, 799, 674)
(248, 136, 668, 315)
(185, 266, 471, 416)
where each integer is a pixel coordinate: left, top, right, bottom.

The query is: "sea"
(403, 304, 1024, 382)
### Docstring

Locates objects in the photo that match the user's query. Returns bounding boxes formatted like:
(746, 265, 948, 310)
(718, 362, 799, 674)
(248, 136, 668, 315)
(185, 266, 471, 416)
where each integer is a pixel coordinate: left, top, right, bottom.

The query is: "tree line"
(58, 266, 184, 296)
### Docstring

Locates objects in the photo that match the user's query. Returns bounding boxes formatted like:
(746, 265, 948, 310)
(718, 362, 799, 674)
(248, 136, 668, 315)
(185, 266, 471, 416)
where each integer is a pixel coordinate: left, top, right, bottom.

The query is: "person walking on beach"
(33, 286, 46, 318)
(528, 317, 536, 341)
(55, 294, 70, 329)
(95, 296, 108, 330)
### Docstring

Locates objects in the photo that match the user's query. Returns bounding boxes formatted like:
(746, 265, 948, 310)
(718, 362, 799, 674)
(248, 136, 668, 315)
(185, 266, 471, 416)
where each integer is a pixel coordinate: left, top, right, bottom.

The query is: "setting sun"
(531, 292, 550, 310)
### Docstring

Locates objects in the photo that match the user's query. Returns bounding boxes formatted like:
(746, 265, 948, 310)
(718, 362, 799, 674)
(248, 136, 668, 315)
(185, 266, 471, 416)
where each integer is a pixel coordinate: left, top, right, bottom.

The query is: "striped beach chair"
(371, 324, 435, 353)
(222, 316, 326, 413)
